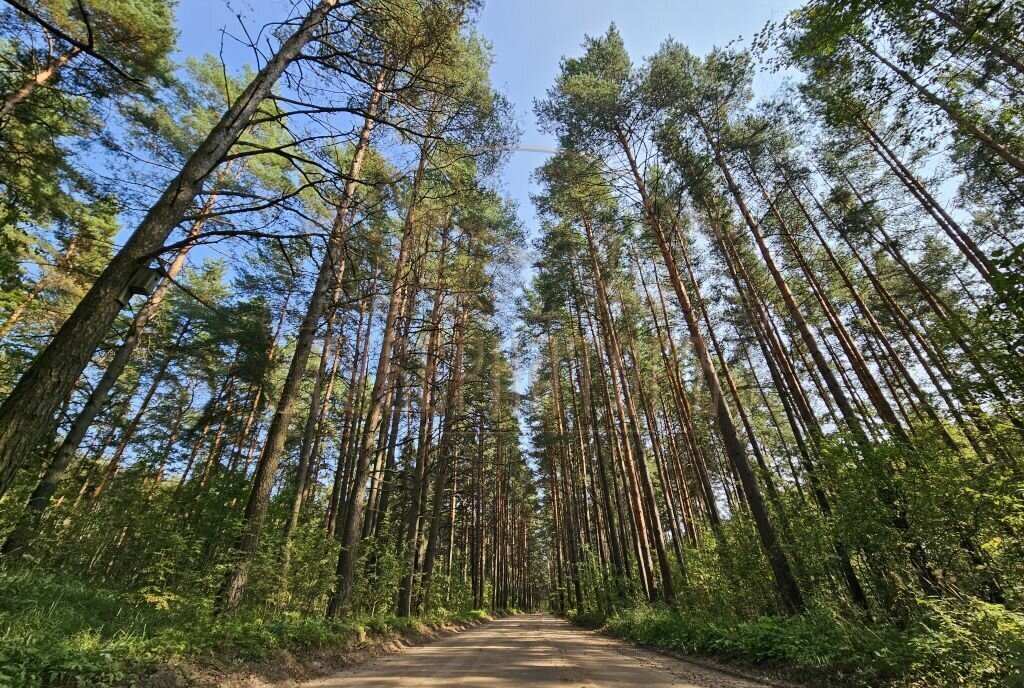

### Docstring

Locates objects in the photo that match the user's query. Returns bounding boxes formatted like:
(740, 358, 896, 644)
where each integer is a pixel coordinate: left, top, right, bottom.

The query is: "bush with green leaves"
(0, 569, 493, 688)
(578, 598, 1024, 687)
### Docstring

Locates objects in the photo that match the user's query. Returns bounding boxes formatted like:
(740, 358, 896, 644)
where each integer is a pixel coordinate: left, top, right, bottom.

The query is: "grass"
(0, 569, 492, 688)
(568, 600, 1024, 687)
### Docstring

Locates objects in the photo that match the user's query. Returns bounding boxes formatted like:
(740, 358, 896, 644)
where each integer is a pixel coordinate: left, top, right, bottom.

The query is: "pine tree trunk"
(616, 128, 804, 613)
(328, 131, 433, 617)
(747, 160, 909, 440)
(579, 252, 656, 600)
(279, 284, 344, 595)
(857, 116, 998, 284)
(87, 326, 186, 505)
(397, 229, 448, 616)
(854, 37, 1024, 175)
(1, 204, 214, 553)
(704, 134, 867, 448)
(0, 0, 342, 500)
(420, 303, 469, 611)
(569, 301, 627, 578)
(216, 69, 384, 613)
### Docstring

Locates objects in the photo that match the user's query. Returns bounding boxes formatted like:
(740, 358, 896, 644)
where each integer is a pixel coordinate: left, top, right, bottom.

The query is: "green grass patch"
(0, 569, 491, 688)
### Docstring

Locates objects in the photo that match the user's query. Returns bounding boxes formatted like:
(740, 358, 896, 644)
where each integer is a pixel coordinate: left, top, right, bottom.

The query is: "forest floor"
(301, 613, 781, 687)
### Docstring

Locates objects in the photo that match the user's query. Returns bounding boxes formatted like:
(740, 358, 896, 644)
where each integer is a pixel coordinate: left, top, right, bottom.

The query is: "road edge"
(141, 613, 504, 688)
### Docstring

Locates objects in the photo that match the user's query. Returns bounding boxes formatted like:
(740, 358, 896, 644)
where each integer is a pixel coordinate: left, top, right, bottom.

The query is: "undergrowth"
(0, 569, 492, 688)
(569, 600, 1024, 687)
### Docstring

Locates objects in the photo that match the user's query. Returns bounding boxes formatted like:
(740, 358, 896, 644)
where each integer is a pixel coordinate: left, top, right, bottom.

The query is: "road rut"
(304, 613, 769, 687)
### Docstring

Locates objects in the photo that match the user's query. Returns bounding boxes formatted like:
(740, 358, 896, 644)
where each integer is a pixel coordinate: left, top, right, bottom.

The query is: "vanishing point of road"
(305, 613, 771, 687)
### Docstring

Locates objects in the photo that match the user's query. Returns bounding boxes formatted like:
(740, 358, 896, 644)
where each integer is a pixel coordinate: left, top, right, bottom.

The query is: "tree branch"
(3, 0, 144, 84)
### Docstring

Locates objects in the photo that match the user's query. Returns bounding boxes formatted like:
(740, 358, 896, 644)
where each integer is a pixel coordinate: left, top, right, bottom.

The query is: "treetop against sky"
(172, 0, 802, 268)
(171, 0, 800, 408)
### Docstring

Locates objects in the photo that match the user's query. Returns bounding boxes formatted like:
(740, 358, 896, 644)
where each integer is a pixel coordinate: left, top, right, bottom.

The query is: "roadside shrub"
(909, 598, 1024, 687)
(586, 598, 1023, 687)
(0, 569, 492, 687)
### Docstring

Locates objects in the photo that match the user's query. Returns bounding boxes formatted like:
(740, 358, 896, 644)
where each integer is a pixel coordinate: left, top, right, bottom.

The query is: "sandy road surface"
(304, 613, 769, 687)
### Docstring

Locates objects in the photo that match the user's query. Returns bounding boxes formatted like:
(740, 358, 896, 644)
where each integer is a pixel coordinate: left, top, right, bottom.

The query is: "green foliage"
(584, 599, 1024, 687)
(909, 598, 1024, 688)
(4, 0, 177, 90)
(0, 0, 176, 303)
(0, 569, 493, 687)
(3, 0, 1023, 686)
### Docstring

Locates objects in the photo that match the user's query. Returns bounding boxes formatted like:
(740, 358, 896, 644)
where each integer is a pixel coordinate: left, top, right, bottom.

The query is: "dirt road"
(304, 613, 770, 687)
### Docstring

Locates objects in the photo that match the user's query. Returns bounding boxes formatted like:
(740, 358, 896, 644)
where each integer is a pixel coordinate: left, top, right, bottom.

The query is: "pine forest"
(0, 1, 1023, 686)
